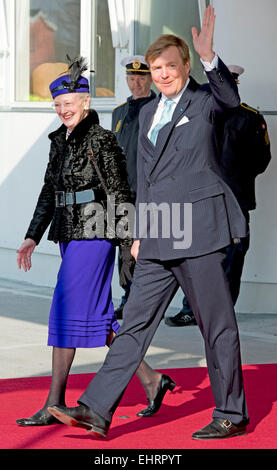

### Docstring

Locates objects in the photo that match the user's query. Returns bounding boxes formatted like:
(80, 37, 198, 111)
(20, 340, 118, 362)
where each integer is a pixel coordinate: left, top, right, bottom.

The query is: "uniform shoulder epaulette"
(240, 102, 259, 114)
(113, 101, 127, 111)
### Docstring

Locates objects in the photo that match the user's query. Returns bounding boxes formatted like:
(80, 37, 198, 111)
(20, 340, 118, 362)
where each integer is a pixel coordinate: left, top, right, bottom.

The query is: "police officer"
(165, 64, 271, 327)
(112, 56, 156, 319)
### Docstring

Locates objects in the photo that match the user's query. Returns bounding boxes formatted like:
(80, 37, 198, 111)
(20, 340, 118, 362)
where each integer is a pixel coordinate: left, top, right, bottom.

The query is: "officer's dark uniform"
(216, 101, 271, 303)
(112, 90, 156, 194)
(219, 102, 271, 214)
(112, 57, 156, 317)
(166, 67, 271, 326)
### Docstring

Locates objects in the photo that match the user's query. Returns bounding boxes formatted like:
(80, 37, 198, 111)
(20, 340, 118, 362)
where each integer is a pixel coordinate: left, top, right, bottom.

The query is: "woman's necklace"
(66, 128, 71, 140)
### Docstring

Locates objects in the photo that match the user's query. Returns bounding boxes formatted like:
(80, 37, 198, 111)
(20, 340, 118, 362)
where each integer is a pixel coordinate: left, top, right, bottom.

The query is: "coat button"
(217, 71, 224, 83)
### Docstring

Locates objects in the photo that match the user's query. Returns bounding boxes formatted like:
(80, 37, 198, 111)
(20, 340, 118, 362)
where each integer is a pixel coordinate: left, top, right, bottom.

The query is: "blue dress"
(48, 239, 120, 348)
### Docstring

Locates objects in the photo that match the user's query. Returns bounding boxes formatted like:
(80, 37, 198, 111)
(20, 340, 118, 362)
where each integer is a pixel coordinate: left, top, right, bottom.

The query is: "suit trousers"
(79, 250, 249, 425)
(180, 233, 250, 314)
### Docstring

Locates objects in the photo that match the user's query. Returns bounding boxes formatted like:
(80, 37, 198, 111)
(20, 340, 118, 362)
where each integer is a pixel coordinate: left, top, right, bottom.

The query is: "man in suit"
(165, 64, 271, 327)
(48, 6, 249, 440)
(112, 56, 156, 319)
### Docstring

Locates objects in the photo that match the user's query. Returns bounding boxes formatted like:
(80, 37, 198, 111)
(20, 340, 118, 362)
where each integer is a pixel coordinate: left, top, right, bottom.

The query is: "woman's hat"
(50, 56, 90, 98)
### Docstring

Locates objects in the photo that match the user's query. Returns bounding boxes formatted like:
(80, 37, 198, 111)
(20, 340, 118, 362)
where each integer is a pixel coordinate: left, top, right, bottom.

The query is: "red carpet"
(0, 364, 277, 450)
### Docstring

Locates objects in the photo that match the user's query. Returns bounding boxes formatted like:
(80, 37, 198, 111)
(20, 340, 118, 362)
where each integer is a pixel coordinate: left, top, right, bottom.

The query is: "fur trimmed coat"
(25, 111, 133, 251)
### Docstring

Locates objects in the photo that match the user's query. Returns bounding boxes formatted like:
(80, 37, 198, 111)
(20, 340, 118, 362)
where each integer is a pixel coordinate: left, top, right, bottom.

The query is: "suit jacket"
(135, 57, 248, 261)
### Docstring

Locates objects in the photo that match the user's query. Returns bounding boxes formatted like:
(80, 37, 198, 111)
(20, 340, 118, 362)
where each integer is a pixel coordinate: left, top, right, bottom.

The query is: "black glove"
(119, 246, 135, 289)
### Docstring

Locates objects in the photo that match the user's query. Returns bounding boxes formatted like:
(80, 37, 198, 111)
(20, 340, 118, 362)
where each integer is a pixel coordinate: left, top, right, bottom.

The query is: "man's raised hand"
(192, 5, 215, 62)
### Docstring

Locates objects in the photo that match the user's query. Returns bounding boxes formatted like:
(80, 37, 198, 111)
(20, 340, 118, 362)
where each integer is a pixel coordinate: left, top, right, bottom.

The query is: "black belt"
(55, 189, 95, 207)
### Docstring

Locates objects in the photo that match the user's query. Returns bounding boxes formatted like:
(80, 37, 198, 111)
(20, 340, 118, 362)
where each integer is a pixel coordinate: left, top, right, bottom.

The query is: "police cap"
(120, 55, 151, 75)
(228, 64, 245, 81)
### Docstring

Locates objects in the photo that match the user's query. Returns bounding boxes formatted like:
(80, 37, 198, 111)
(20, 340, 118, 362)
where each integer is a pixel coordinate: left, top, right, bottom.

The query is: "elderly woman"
(16, 58, 175, 427)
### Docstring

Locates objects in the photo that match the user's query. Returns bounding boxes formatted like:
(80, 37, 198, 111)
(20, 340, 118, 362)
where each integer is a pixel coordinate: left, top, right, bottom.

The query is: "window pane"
(15, 0, 80, 102)
(135, 0, 208, 84)
(92, 0, 115, 98)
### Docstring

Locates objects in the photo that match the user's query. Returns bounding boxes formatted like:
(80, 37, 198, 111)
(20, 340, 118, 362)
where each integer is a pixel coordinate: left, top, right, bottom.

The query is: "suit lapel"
(152, 95, 191, 160)
(143, 95, 160, 137)
(140, 95, 160, 165)
(149, 79, 198, 174)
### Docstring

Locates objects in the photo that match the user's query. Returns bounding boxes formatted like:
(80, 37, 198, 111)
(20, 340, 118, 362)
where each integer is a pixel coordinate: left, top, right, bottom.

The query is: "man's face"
(149, 46, 190, 99)
(126, 74, 152, 99)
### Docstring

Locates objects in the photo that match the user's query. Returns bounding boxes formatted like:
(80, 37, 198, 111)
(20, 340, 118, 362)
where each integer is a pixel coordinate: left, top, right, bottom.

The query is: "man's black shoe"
(191, 418, 247, 440)
(164, 311, 197, 327)
(48, 403, 110, 438)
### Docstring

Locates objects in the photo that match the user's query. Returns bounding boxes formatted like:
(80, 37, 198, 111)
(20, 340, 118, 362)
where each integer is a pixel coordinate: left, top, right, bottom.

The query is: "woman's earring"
(84, 105, 88, 110)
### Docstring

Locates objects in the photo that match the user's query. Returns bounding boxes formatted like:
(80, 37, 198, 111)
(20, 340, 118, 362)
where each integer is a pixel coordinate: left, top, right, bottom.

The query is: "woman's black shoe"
(136, 374, 176, 417)
(16, 409, 60, 426)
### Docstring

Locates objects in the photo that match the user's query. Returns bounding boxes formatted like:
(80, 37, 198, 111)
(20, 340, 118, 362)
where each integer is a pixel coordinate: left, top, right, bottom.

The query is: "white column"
(15, 0, 30, 101)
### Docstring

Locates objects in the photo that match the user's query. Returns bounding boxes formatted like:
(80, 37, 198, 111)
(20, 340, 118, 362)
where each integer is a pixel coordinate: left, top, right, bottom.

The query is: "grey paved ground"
(0, 277, 276, 379)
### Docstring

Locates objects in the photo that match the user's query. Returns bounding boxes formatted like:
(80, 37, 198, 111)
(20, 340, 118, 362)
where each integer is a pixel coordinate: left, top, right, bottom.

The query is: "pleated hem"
(47, 318, 120, 348)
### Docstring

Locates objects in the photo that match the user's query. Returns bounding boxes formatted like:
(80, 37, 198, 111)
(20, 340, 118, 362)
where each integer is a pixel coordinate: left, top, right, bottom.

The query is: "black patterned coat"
(25, 111, 133, 250)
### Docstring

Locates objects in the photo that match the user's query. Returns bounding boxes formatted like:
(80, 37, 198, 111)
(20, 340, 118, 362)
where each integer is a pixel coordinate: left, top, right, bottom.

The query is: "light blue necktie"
(150, 98, 175, 146)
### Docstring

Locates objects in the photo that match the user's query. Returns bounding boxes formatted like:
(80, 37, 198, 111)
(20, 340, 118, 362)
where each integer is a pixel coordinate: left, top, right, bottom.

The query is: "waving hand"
(192, 5, 216, 62)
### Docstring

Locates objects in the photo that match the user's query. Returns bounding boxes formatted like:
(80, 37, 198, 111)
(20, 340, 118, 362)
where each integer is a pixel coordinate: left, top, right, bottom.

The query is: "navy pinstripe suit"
(79, 57, 249, 426)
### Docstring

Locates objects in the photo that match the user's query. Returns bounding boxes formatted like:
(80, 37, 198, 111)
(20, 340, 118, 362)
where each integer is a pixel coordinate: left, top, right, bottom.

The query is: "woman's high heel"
(136, 374, 176, 417)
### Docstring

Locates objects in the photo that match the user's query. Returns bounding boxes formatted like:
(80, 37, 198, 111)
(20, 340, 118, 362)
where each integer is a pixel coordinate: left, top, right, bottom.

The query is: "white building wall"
(212, 0, 277, 312)
(0, 0, 276, 311)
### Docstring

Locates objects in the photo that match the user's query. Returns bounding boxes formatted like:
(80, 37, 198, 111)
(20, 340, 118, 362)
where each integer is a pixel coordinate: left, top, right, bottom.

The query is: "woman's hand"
(16, 238, 36, 272)
(192, 5, 215, 62)
(131, 240, 140, 261)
